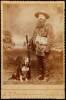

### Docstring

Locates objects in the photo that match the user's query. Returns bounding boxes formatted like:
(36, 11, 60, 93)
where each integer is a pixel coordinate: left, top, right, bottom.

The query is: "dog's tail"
(8, 76, 13, 80)
(8, 74, 16, 80)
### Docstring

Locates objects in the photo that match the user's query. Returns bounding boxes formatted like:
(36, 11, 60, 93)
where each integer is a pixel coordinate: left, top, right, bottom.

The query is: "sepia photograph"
(1, 1, 65, 99)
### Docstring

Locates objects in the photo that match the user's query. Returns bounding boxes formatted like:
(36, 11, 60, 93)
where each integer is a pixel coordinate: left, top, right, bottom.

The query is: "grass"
(3, 48, 64, 84)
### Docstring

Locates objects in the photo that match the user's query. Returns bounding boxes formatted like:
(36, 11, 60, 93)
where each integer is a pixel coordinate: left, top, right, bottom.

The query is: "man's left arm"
(45, 23, 54, 52)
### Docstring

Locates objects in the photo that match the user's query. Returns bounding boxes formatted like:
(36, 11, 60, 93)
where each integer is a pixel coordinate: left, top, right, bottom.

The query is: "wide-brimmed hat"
(34, 11, 49, 19)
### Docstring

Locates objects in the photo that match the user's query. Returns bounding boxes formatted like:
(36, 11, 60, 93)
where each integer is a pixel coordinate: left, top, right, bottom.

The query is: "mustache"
(36, 20, 46, 28)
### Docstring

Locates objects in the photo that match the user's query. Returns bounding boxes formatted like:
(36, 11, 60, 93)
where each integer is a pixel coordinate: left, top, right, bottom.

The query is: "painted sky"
(3, 2, 64, 49)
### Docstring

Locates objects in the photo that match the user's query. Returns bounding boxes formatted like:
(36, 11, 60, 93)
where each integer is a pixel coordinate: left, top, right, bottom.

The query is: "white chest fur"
(21, 66, 29, 72)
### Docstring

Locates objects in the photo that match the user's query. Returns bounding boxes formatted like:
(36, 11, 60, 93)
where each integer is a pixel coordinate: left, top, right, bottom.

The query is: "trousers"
(37, 55, 46, 77)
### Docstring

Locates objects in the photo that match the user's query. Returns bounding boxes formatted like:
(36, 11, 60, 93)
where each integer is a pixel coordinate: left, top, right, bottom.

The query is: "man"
(30, 11, 53, 80)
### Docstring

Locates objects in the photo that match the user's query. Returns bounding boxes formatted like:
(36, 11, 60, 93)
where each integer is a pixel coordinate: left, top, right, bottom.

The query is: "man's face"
(37, 18, 46, 28)
(37, 15, 46, 27)
(38, 14, 46, 23)
(38, 14, 45, 19)
(38, 18, 46, 23)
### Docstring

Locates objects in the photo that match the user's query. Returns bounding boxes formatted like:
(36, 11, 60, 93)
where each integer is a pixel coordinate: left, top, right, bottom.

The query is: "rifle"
(26, 35, 31, 79)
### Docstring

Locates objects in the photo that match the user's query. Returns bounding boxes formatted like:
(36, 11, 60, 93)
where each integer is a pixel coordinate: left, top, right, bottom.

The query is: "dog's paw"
(20, 78, 23, 82)
(25, 78, 28, 81)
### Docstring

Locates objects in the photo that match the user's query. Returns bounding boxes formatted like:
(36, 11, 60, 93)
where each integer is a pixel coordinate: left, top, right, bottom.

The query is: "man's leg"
(37, 55, 45, 80)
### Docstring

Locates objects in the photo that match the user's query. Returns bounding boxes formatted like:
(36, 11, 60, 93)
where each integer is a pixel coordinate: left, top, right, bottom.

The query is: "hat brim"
(34, 12, 49, 19)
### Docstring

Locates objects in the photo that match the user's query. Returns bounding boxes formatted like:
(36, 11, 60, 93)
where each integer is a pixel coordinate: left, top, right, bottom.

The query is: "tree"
(3, 31, 15, 51)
